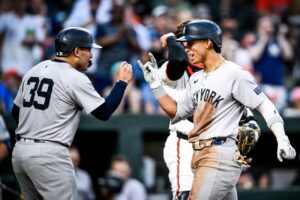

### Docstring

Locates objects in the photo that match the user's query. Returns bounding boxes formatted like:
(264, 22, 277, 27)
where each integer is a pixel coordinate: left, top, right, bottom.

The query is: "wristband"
(152, 86, 167, 99)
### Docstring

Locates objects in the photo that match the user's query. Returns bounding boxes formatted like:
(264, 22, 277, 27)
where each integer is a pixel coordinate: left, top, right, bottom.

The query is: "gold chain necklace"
(201, 57, 225, 85)
(211, 57, 225, 72)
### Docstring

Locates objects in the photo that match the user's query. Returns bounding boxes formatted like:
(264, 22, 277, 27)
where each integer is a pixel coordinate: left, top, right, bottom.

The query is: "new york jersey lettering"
(193, 88, 224, 108)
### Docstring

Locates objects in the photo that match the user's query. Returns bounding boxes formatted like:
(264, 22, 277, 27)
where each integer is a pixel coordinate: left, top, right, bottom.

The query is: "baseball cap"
(152, 5, 168, 18)
(2, 69, 21, 82)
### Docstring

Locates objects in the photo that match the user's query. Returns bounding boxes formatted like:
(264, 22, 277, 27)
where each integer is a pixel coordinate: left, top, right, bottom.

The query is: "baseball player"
(138, 20, 296, 200)
(11, 27, 132, 200)
(160, 19, 260, 200)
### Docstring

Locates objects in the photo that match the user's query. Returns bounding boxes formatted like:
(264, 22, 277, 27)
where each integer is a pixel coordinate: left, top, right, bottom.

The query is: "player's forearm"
(157, 95, 177, 118)
(256, 98, 296, 162)
(91, 81, 127, 120)
(166, 36, 189, 80)
(152, 86, 177, 118)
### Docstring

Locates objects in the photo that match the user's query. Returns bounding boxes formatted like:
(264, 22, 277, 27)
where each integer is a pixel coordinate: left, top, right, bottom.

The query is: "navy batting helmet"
(176, 19, 222, 52)
(55, 27, 102, 57)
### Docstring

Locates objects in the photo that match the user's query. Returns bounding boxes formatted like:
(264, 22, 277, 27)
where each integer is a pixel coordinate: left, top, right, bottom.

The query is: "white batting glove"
(137, 53, 162, 90)
(276, 135, 296, 162)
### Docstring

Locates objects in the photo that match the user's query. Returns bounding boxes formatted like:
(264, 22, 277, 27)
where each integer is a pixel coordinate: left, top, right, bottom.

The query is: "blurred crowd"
(1, 0, 300, 117)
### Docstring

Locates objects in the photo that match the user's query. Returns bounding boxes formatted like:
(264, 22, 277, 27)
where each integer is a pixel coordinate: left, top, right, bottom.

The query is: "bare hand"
(115, 62, 133, 83)
(278, 23, 288, 36)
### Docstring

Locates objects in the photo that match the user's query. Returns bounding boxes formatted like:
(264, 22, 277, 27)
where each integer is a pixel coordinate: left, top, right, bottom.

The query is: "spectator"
(69, 146, 96, 200)
(248, 15, 293, 111)
(2, 69, 22, 97)
(0, 115, 11, 162)
(0, 114, 11, 200)
(45, 0, 74, 36)
(237, 169, 255, 190)
(257, 172, 271, 189)
(106, 154, 147, 200)
(95, 1, 142, 94)
(220, 17, 255, 74)
(0, 0, 47, 76)
(147, 5, 171, 63)
(0, 78, 13, 116)
(64, 0, 102, 76)
(103, 62, 141, 114)
(68, 0, 113, 25)
(283, 86, 300, 117)
(98, 171, 124, 200)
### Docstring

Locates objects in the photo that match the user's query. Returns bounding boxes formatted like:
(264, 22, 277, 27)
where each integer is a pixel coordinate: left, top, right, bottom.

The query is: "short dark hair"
(175, 18, 200, 38)
(109, 154, 130, 168)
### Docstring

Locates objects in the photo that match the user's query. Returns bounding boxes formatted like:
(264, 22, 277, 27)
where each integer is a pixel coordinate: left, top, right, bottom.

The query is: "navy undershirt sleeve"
(91, 80, 127, 121)
(166, 36, 189, 80)
(11, 104, 19, 125)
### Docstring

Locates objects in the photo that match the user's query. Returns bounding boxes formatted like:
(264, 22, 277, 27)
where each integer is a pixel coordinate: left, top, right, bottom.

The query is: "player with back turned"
(11, 27, 132, 200)
(138, 20, 296, 200)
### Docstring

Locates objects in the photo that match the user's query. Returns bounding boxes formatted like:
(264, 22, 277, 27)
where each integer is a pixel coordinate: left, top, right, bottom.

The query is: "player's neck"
(203, 54, 225, 73)
(54, 56, 77, 69)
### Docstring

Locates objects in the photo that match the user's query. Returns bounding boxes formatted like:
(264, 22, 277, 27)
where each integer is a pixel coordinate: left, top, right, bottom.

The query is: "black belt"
(15, 135, 69, 148)
(176, 131, 189, 140)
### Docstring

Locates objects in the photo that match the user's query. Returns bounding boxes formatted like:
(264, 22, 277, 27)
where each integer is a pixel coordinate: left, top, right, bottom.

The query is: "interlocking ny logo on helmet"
(55, 27, 102, 57)
(176, 19, 222, 52)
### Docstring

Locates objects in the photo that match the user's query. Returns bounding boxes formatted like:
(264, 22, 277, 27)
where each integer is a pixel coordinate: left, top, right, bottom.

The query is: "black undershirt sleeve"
(91, 80, 127, 121)
(11, 104, 19, 125)
(166, 36, 189, 80)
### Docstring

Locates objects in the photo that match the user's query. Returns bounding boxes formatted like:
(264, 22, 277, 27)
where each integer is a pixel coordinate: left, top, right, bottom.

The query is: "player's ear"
(73, 47, 80, 57)
(206, 39, 214, 50)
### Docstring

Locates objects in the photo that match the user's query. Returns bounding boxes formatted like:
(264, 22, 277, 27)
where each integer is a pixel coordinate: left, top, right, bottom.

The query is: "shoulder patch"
(254, 86, 262, 95)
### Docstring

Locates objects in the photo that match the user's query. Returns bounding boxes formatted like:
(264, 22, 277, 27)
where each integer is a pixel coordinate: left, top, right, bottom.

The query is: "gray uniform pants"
(12, 140, 77, 200)
(189, 140, 241, 200)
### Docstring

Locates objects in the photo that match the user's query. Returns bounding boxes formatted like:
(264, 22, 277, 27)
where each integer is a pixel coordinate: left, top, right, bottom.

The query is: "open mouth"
(88, 60, 92, 67)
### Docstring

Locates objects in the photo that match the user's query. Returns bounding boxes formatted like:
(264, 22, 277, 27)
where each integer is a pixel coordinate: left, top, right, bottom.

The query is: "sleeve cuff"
(116, 80, 128, 88)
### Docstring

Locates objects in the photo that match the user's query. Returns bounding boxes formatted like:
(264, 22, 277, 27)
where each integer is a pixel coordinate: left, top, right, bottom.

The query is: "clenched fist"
(115, 61, 133, 83)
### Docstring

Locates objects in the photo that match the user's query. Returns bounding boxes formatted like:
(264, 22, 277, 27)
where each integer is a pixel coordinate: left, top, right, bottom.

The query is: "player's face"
(76, 48, 93, 71)
(182, 39, 208, 64)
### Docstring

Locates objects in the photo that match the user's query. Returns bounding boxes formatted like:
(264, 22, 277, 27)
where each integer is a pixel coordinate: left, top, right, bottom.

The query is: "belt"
(192, 137, 228, 150)
(15, 135, 69, 148)
(176, 131, 189, 140)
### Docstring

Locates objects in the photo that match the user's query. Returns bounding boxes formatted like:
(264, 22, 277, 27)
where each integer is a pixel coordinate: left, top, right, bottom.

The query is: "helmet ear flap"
(207, 39, 221, 53)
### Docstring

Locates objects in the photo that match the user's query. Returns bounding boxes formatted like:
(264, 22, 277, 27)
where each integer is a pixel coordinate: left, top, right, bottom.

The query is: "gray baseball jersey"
(172, 60, 266, 142)
(14, 60, 104, 146)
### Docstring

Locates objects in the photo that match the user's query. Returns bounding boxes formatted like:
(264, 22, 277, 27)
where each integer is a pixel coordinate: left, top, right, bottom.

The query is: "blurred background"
(0, 0, 300, 199)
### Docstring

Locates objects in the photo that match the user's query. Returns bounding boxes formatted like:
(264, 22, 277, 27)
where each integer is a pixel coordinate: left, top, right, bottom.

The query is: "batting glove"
(276, 135, 296, 162)
(138, 53, 162, 90)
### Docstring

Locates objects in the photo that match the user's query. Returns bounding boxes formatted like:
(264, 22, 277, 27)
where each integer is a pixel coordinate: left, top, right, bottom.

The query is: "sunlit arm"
(157, 94, 177, 119)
